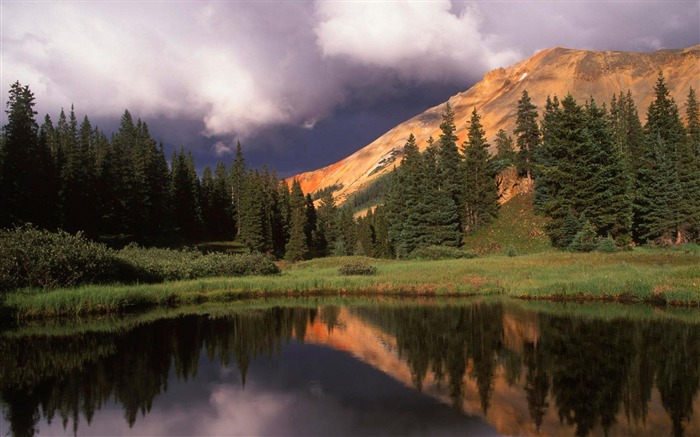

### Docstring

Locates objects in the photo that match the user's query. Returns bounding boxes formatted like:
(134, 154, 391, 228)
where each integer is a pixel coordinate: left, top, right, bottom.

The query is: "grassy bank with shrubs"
(3, 243, 699, 319)
(0, 226, 279, 293)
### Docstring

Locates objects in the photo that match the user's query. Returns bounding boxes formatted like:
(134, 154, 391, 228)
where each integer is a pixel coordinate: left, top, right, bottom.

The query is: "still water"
(0, 298, 698, 436)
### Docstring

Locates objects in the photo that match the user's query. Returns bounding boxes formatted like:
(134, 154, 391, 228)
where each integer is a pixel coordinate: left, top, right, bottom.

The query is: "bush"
(0, 228, 281, 293)
(117, 245, 280, 281)
(0, 225, 118, 292)
(409, 245, 475, 260)
(568, 220, 598, 252)
(191, 252, 280, 277)
(507, 244, 518, 257)
(337, 260, 378, 276)
(596, 236, 618, 253)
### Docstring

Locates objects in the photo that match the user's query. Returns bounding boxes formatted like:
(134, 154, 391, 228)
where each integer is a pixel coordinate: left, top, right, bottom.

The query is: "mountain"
(291, 45, 700, 204)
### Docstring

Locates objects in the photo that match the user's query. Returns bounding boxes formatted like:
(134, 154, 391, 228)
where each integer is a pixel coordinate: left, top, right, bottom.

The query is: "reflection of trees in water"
(0, 308, 315, 437)
(1, 304, 699, 437)
(355, 303, 504, 411)
(355, 303, 700, 437)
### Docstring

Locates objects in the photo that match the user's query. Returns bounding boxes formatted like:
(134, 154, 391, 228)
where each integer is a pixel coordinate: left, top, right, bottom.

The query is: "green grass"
(195, 240, 248, 254)
(3, 247, 699, 319)
(462, 192, 551, 255)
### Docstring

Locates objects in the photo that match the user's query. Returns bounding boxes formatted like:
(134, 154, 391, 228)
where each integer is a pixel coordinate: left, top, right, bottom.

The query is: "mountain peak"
(291, 45, 700, 204)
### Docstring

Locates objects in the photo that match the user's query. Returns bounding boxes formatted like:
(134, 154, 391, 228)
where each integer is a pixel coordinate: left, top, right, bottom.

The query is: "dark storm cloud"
(478, 1, 700, 55)
(2, 1, 698, 175)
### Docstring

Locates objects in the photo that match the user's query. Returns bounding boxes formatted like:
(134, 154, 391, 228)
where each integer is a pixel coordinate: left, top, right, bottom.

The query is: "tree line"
(355, 73, 699, 257)
(2, 73, 698, 260)
(0, 81, 345, 261)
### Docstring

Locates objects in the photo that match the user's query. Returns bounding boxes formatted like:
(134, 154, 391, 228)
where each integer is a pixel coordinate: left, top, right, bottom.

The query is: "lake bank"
(3, 247, 698, 320)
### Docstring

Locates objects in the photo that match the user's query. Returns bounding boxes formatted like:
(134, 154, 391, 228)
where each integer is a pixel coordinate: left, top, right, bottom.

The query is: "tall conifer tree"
(461, 108, 499, 235)
(638, 73, 686, 243)
(285, 179, 308, 261)
(514, 90, 541, 188)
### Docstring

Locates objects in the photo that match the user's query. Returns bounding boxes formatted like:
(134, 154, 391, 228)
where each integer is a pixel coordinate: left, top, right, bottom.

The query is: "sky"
(2, 1, 699, 177)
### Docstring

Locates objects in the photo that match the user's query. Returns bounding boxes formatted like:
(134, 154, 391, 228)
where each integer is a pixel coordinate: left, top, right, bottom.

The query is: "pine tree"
(239, 170, 269, 253)
(0, 81, 54, 228)
(403, 136, 461, 254)
(304, 193, 317, 255)
(638, 72, 687, 243)
(61, 113, 99, 237)
(535, 94, 589, 247)
(395, 134, 428, 257)
(437, 103, 464, 221)
(315, 189, 338, 257)
(276, 178, 292, 257)
(170, 148, 203, 242)
(461, 108, 499, 235)
(334, 205, 357, 256)
(201, 166, 216, 239)
(682, 88, 700, 240)
(514, 90, 541, 188)
(229, 141, 246, 237)
(492, 129, 516, 173)
(285, 179, 308, 261)
(371, 205, 393, 258)
(581, 98, 632, 245)
(355, 210, 375, 257)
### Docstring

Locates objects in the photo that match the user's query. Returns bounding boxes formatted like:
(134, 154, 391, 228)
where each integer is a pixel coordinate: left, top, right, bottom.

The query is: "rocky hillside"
(291, 45, 699, 204)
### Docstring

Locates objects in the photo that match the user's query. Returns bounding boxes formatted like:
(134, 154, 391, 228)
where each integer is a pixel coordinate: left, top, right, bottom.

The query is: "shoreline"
(3, 249, 699, 320)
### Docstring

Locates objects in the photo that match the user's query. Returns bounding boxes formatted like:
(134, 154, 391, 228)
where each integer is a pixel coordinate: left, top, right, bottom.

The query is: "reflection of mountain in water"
(304, 302, 700, 437)
(0, 301, 698, 437)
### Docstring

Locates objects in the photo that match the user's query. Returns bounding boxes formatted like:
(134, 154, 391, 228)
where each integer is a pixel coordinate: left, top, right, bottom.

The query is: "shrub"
(507, 243, 518, 257)
(0, 229, 282, 293)
(0, 225, 118, 292)
(596, 236, 618, 253)
(409, 245, 475, 260)
(192, 252, 280, 277)
(568, 219, 599, 252)
(115, 245, 201, 282)
(337, 260, 378, 276)
(117, 245, 280, 281)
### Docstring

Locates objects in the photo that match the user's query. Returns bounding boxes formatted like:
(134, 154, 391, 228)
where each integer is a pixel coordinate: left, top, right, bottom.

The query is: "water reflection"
(0, 300, 698, 436)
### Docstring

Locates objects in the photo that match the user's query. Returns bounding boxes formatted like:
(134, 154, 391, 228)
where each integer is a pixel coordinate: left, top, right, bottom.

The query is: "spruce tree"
(170, 148, 203, 242)
(61, 113, 99, 237)
(535, 94, 590, 247)
(682, 88, 700, 240)
(437, 103, 464, 219)
(420, 141, 461, 248)
(333, 206, 356, 256)
(304, 193, 317, 255)
(638, 72, 686, 243)
(315, 189, 338, 257)
(461, 108, 499, 235)
(239, 170, 271, 253)
(229, 141, 246, 237)
(514, 90, 541, 188)
(285, 179, 308, 261)
(492, 129, 516, 173)
(371, 205, 393, 258)
(0, 81, 53, 228)
(355, 210, 375, 257)
(277, 178, 292, 257)
(581, 98, 632, 245)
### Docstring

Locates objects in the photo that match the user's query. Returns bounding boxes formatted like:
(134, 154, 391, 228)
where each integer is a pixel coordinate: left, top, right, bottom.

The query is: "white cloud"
(1, 2, 337, 140)
(212, 141, 235, 157)
(314, 1, 520, 81)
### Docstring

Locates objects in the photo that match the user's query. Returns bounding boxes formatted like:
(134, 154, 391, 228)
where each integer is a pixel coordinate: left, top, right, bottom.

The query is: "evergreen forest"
(1, 73, 699, 263)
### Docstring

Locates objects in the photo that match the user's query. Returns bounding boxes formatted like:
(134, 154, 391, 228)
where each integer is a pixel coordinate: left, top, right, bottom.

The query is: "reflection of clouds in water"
(37, 382, 358, 436)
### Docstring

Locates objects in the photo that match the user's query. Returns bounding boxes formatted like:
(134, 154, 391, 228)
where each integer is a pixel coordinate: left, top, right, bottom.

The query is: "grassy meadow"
(3, 246, 698, 319)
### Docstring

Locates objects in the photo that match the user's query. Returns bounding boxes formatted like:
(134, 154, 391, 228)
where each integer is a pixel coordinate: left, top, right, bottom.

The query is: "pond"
(0, 298, 698, 436)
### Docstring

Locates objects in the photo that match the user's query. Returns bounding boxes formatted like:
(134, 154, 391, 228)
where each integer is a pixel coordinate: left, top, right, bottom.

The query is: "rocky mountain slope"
(291, 45, 699, 204)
